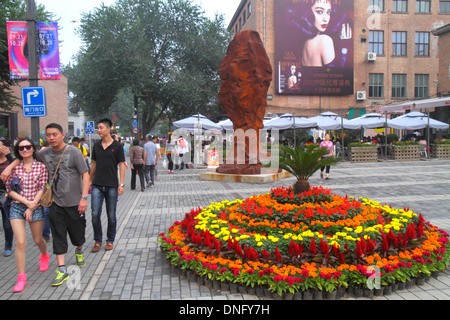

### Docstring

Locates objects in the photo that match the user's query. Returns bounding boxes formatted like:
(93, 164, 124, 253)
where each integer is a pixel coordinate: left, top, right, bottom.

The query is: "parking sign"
(85, 121, 95, 135)
(22, 87, 47, 117)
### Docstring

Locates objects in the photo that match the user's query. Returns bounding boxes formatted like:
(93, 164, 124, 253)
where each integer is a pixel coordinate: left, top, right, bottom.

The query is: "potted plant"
(279, 144, 340, 194)
(348, 142, 378, 162)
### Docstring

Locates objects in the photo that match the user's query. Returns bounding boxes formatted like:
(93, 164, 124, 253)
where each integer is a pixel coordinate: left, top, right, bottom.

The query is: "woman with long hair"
(5, 137, 49, 292)
(286, 0, 351, 67)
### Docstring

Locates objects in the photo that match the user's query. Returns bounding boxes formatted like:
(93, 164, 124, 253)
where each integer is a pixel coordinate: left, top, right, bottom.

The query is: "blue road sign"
(22, 87, 47, 117)
(132, 119, 139, 128)
(85, 121, 95, 135)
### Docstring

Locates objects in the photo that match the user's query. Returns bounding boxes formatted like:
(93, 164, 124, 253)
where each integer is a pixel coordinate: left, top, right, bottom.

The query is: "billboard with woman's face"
(275, 0, 354, 95)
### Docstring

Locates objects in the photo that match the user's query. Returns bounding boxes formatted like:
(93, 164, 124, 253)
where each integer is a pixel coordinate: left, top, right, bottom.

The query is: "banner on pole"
(7, 21, 61, 80)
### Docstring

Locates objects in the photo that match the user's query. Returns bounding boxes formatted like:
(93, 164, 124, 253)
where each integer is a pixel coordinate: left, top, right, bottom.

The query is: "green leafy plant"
(279, 144, 341, 194)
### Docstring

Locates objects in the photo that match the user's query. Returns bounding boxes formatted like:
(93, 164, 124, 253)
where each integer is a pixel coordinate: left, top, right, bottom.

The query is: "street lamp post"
(27, 0, 40, 145)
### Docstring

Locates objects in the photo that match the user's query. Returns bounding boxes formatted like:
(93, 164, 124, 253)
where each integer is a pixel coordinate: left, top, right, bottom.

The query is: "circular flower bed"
(159, 186, 450, 298)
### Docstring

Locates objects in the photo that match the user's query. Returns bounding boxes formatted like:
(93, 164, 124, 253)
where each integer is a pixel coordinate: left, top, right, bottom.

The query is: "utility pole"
(27, 0, 40, 145)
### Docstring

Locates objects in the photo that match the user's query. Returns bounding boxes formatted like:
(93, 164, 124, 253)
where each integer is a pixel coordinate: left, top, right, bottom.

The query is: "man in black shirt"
(89, 119, 125, 252)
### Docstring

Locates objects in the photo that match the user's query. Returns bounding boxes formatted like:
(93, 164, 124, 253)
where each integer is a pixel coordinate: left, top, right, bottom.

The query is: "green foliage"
(279, 144, 341, 182)
(67, 0, 229, 135)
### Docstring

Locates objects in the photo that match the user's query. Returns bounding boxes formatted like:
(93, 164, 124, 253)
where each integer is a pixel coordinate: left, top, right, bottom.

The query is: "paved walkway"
(1, 158, 450, 301)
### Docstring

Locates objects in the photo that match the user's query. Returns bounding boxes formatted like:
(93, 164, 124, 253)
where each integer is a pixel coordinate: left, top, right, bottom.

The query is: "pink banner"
(7, 21, 29, 80)
(7, 21, 60, 80)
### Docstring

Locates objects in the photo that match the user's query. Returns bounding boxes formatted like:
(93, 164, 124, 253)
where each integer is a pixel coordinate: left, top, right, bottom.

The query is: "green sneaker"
(75, 250, 86, 267)
(51, 269, 69, 287)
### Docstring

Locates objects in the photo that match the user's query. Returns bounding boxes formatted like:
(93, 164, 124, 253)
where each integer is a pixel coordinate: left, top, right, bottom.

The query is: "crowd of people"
(0, 119, 126, 292)
(0, 123, 194, 293)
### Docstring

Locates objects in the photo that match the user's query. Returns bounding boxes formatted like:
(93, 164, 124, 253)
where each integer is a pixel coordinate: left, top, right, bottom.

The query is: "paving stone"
(1, 158, 449, 300)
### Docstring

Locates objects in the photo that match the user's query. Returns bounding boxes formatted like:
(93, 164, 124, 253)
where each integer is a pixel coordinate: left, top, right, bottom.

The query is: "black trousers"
(49, 204, 86, 255)
(131, 163, 145, 189)
(321, 165, 331, 174)
(167, 153, 174, 171)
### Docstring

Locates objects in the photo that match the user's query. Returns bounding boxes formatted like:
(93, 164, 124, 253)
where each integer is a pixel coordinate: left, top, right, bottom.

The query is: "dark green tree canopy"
(66, 0, 229, 134)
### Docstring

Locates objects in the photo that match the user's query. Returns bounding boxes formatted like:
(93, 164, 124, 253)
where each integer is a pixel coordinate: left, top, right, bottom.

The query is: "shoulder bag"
(40, 146, 68, 207)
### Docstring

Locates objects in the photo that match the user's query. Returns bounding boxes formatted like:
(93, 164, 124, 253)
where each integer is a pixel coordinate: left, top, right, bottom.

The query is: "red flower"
(309, 238, 317, 255)
(275, 246, 283, 263)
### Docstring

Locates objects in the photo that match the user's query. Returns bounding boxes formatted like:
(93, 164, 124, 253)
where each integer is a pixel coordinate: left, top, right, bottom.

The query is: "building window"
(392, 74, 407, 98)
(393, 0, 408, 12)
(392, 31, 407, 56)
(370, 0, 385, 11)
(248, 2, 252, 17)
(415, 74, 429, 98)
(415, 32, 430, 56)
(440, 1, 450, 12)
(243, 9, 246, 25)
(369, 73, 384, 98)
(416, 0, 431, 12)
(369, 30, 384, 55)
(68, 122, 74, 136)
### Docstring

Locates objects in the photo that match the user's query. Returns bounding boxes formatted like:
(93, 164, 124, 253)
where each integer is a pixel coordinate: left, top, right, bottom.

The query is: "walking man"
(143, 135, 158, 188)
(1, 123, 90, 287)
(89, 118, 125, 252)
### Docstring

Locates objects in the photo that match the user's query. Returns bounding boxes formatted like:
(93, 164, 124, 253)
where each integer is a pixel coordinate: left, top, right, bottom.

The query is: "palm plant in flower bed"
(279, 144, 340, 194)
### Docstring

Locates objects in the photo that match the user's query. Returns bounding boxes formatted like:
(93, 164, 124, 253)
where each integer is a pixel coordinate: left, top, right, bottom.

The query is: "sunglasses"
(18, 145, 33, 151)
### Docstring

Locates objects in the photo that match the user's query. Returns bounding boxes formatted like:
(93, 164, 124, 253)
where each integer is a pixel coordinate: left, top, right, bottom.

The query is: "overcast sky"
(37, 0, 241, 66)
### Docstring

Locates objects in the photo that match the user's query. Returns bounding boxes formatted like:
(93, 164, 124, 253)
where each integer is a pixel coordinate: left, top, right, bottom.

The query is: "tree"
(67, 0, 229, 135)
(279, 144, 341, 194)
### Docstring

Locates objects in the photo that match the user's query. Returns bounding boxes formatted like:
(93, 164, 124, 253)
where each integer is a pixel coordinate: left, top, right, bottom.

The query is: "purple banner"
(275, 0, 354, 96)
(37, 22, 60, 80)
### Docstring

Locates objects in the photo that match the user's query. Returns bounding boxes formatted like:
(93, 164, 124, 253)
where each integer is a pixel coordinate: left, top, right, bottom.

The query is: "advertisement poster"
(207, 150, 220, 167)
(7, 21, 28, 80)
(275, 0, 354, 96)
(37, 22, 61, 80)
(7, 21, 60, 80)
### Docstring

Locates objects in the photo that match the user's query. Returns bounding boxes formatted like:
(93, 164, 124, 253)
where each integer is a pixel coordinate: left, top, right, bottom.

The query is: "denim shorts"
(9, 203, 45, 222)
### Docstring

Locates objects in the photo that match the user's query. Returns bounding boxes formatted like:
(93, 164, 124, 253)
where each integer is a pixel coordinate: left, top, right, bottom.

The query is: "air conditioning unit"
(367, 52, 377, 62)
(356, 91, 367, 101)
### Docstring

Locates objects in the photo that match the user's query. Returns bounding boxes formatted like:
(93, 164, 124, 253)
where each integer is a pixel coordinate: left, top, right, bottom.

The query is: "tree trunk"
(293, 179, 310, 194)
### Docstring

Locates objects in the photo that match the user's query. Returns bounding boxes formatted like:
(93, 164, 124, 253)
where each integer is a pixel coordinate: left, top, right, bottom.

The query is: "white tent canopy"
(349, 113, 393, 129)
(263, 113, 317, 130)
(388, 111, 450, 130)
(218, 117, 278, 131)
(173, 114, 222, 132)
(381, 96, 450, 112)
(217, 119, 233, 130)
(308, 111, 361, 130)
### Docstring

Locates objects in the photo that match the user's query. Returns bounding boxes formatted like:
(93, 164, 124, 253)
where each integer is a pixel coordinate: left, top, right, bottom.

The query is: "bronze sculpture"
(216, 30, 273, 175)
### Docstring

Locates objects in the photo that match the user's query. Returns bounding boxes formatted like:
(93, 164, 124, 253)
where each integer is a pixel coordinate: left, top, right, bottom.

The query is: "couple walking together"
(2, 119, 125, 292)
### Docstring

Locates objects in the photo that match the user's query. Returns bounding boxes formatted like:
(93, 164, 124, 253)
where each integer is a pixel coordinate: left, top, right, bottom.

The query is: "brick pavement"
(0, 159, 449, 301)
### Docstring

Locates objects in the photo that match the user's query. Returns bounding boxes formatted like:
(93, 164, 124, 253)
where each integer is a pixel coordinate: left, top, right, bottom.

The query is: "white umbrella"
(263, 113, 317, 130)
(349, 113, 393, 129)
(219, 117, 276, 131)
(173, 114, 222, 132)
(309, 111, 360, 130)
(218, 119, 234, 130)
(389, 111, 449, 130)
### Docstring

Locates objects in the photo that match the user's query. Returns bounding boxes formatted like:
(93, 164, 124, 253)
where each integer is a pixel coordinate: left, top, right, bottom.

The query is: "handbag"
(40, 146, 68, 207)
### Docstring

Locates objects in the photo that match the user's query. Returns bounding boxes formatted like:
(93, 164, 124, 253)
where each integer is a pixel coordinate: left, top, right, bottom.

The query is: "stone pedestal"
(200, 170, 291, 184)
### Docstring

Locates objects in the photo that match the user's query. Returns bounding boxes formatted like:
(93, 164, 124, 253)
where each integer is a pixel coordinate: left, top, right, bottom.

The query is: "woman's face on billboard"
(311, 0, 332, 33)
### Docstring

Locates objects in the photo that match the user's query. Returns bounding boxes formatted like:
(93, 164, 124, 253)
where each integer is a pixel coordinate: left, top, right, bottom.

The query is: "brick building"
(0, 75, 69, 142)
(228, 0, 450, 118)
(432, 23, 450, 95)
